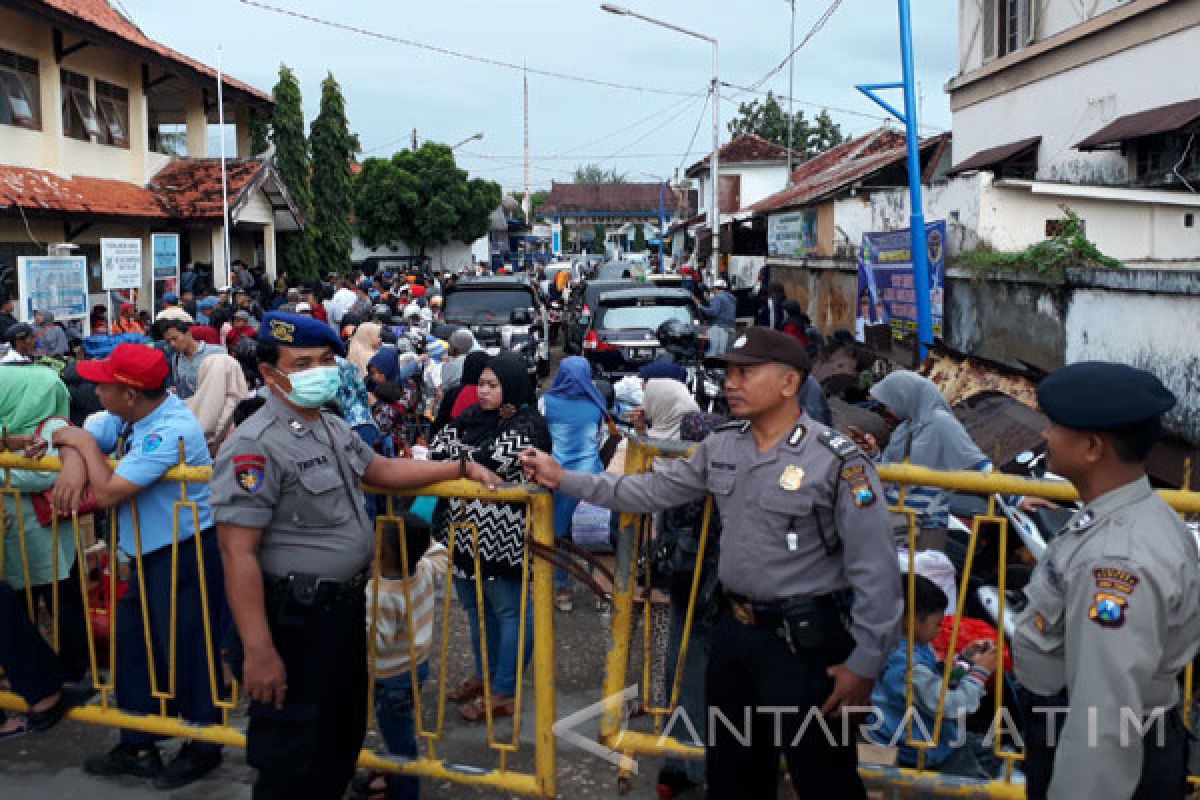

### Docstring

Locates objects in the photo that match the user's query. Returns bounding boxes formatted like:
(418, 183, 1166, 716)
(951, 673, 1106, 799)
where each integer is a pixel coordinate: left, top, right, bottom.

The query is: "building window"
(985, 0, 1035, 60)
(1132, 132, 1200, 189)
(0, 48, 40, 130)
(95, 80, 129, 147)
(61, 69, 100, 141)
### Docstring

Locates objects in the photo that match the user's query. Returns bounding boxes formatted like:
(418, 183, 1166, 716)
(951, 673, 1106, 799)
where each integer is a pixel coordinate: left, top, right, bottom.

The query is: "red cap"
(77, 343, 170, 390)
(189, 325, 220, 345)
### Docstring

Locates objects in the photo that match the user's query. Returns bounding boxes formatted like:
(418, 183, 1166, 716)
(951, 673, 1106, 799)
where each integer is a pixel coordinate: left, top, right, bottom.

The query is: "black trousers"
(0, 580, 63, 705)
(1020, 688, 1191, 800)
(29, 563, 90, 683)
(248, 586, 368, 800)
(704, 609, 865, 800)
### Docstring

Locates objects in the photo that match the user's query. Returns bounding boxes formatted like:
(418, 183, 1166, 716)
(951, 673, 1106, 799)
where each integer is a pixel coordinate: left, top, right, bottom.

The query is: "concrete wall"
(695, 163, 790, 217)
(952, 3, 1200, 184)
(943, 270, 1067, 368)
(769, 259, 859, 334)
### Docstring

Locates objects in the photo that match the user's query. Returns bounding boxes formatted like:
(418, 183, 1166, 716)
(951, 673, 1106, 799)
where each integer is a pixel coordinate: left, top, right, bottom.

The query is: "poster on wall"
(767, 210, 818, 258)
(101, 237, 143, 290)
(856, 220, 946, 341)
(17, 256, 89, 322)
(151, 233, 181, 310)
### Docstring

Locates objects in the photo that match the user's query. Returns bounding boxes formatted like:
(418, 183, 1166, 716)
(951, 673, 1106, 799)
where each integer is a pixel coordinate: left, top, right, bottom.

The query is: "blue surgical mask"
(279, 365, 340, 408)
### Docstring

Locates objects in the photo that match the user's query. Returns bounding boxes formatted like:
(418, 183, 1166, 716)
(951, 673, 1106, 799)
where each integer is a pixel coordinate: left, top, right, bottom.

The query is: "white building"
(944, 0, 1200, 264)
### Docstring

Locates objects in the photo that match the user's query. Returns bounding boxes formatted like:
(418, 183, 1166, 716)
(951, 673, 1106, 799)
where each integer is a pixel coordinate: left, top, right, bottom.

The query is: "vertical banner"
(857, 220, 945, 341)
(151, 233, 181, 310)
(17, 256, 89, 322)
(551, 221, 562, 255)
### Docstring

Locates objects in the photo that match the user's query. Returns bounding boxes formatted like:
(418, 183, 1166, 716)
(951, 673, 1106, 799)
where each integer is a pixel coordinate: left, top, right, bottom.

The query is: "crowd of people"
(0, 258, 1195, 800)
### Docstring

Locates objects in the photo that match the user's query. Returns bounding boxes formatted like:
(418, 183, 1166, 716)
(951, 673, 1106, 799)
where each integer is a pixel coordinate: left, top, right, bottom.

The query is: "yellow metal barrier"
(0, 451, 558, 799)
(600, 437, 1200, 798)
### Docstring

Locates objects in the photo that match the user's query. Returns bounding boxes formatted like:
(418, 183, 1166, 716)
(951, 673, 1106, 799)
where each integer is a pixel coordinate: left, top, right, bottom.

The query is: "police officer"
(212, 312, 498, 800)
(1013, 361, 1200, 800)
(521, 327, 901, 799)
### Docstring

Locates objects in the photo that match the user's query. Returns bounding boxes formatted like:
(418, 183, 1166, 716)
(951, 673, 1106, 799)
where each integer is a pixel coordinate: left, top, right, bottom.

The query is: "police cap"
(259, 311, 345, 356)
(1037, 361, 1175, 430)
(705, 326, 811, 374)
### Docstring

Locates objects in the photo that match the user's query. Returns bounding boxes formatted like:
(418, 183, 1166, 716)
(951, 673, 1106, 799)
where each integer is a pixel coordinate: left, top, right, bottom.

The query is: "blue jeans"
(453, 577, 533, 697)
(551, 491, 581, 591)
(375, 663, 429, 800)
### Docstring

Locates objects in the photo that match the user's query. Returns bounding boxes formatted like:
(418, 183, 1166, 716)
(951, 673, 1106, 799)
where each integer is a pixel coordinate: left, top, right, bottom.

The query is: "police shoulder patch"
(142, 433, 163, 453)
(1088, 592, 1127, 628)
(819, 430, 861, 460)
(233, 453, 267, 494)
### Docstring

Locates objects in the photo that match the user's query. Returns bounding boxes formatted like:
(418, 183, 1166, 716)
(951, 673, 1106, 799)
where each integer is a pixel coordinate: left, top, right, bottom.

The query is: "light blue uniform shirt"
(85, 394, 214, 555)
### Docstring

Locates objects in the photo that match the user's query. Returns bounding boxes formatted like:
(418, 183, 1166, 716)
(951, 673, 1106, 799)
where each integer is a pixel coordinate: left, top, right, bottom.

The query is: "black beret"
(259, 311, 345, 357)
(705, 326, 811, 374)
(1037, 361, 1175, 430)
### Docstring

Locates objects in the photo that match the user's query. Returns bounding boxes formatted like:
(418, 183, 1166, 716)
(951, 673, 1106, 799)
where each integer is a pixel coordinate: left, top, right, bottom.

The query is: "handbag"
(598, 415, 622, 469)
(28, 417, 100, 526)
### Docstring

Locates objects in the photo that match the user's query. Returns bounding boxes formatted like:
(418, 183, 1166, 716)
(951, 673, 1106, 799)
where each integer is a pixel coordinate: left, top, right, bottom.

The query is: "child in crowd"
(369, 513, 447, 800)
(868, 574, 1002, 779)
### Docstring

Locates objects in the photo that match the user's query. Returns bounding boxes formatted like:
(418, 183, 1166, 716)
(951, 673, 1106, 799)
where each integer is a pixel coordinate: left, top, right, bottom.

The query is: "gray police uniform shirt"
(559, 416, 902, 678)
(211, 392, 377, 582)
(1013, 477, 1200, 800)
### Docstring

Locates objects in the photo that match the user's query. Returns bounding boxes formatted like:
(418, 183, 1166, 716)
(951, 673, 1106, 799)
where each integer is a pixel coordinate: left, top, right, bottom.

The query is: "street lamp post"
(786, 0, 796, 185)
(451, 131, 485, 150)
(601, 4, 719, 282)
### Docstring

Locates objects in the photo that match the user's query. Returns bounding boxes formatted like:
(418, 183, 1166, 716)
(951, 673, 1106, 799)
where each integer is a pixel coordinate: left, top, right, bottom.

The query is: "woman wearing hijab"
(860, 370, 990, 538)
(185, 354, 249, 454)
(539, 356, 607, 611)
(366, 348, 419, 452)
(32, 311, 70, 358)
(637, 361, 689, 385)
(347, 322, 383, 376)
(0, 367, 90, 711)
(448, 351, 490, 419)
(633, 378, 701, 441)
(429, 353, 551, 722)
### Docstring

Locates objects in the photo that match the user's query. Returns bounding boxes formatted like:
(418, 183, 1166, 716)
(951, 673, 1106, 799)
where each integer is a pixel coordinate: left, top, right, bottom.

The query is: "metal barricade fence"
(600, 437, 1200, 799)
(0, 450, 558, 799)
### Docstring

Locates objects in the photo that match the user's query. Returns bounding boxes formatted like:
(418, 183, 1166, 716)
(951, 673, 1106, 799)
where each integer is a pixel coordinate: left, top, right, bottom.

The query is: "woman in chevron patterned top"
(428, 352, 552, 722)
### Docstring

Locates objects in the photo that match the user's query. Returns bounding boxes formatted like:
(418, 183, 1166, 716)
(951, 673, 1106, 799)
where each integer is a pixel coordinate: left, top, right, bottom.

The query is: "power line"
(675, 87, 713, 177)
(239, 0, 700, 97)
(544, 90, 705, 160)
(741, 0, 846, 93)
(716, 88, 948, 134)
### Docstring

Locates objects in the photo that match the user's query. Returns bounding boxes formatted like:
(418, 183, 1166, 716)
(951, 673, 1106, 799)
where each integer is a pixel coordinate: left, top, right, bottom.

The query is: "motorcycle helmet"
(656, 318, 697, 352)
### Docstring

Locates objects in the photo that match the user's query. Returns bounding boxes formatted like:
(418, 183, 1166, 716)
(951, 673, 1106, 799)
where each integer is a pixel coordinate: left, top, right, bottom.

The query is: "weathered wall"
(943, 271, 1067, 368)
(1064, 269, 1200, 441)
(769, 259, 858, 333)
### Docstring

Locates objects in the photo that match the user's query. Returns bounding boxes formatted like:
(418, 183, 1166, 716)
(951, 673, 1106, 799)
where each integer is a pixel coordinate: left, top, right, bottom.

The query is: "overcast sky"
(122, 0, 960, 193)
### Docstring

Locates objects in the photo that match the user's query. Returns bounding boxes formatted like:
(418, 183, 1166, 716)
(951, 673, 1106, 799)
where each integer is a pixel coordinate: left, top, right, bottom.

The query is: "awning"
(948, 136, 1041, 175)
(1076, 98, 1200, 151)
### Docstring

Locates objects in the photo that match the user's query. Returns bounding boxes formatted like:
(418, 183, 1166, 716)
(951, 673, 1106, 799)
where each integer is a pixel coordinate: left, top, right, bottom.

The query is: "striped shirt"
(368, 544, 448, 679)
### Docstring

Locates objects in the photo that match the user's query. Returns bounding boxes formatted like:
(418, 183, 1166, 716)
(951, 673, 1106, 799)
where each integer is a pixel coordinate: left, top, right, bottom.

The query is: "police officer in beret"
(211, 312, 500, 800)
(521, 327, 901, 798)
(1014, 361, 1200, 800)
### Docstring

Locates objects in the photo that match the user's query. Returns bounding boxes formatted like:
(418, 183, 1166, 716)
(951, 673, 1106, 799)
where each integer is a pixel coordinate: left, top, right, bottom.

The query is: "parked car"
(441, 276, 550, 381)
(594, 260, 643, 281)
(581, 287, 706, 381)
(562, 278, 640, 353)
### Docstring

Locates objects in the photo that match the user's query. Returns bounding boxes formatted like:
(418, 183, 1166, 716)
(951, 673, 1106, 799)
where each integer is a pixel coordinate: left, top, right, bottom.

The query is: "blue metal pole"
(898, 0, 933, 361)
(658, 180, 666, 271)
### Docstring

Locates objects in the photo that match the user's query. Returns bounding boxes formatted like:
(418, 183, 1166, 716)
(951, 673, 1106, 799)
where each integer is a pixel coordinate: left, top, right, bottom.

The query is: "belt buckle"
(730, 600, 756, 626)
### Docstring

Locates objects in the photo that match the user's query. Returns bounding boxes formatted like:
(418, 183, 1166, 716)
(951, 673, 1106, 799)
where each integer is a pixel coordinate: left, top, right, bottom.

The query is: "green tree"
(247, 108, 270, 157)
(726, 91, 846, 160)
(271, 64, 318, 278)
(516, 189, 550, 224)
(574, 163, 627, 184)
(309, 73, 359, 275)
(632, 224, 647, 252)
(354, 142, 502, 257)
(592, 224, 606, 254)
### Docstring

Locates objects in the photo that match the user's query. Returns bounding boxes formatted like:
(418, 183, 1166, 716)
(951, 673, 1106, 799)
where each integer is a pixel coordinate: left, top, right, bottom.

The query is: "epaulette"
(819, 429, 861, 460)
(714, 420, 751, 435)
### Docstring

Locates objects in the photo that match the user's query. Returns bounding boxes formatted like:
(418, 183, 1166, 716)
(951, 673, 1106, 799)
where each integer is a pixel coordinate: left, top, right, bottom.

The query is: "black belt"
(263, 570, 367, 610)
(724, 590, 792, 628)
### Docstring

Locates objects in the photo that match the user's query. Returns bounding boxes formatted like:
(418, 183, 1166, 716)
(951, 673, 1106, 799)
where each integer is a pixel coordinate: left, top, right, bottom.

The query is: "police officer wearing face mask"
(521, 327, 900, 799)
(211, 312, 500, 800)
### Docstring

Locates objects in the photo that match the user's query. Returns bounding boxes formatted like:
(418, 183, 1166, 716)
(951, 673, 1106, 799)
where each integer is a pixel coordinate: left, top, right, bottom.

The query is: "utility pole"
(523, 66, 532, 223)
(786, 0, 796, 186)
(411, 128, 418, 150)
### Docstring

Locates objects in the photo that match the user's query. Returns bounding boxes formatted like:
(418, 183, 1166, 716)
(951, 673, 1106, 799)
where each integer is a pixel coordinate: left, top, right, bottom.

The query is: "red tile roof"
(29, 0, 270, 104)
(0, 159, 272, 222)
(748, 128, 950, 214)
(685, 133, 795, 177)
(0, 164, 166, 218)
(540, 182, 697, 216)
(151, 159, 265, 219)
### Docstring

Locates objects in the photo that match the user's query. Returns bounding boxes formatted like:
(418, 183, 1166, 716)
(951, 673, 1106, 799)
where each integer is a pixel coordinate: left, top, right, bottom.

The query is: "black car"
(581, 287, 706, 380)
(562, 278, 639, 353)
(441, 276, 550, 379)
